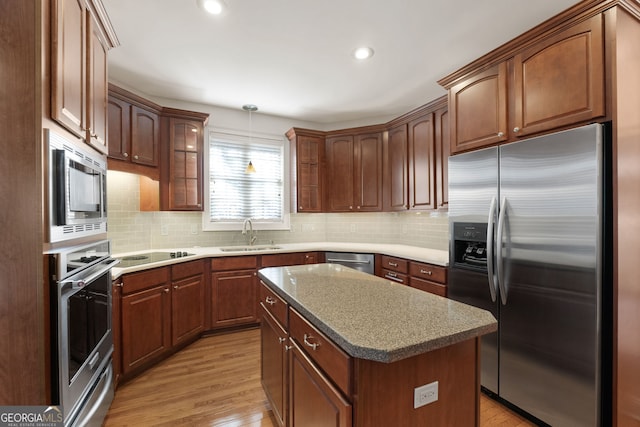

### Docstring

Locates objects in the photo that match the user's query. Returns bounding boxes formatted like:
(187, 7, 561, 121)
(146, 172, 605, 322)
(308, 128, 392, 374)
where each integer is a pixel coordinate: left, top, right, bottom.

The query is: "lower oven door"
(55, 260, 114, 426)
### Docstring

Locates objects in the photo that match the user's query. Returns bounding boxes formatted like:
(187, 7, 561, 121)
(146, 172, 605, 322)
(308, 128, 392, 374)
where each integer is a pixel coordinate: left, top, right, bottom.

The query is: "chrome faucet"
(242, 218, 257, 246)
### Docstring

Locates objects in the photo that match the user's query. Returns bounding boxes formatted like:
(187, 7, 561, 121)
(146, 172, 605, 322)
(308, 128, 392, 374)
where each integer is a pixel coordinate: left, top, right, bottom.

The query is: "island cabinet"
(51, 0, 115, 154)
(445, 14, 605, 154)
(287, 128, 325, 213)
(409, 261, 447, 297)
(259, 264, 497, 426)
(210, 256, 259, 328)
(380, 255, 409, 285)
(325, 131, 383, 212)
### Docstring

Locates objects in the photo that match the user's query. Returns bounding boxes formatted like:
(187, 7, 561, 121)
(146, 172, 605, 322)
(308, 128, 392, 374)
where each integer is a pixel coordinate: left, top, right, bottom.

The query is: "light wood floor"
(104, 328, 534, 426)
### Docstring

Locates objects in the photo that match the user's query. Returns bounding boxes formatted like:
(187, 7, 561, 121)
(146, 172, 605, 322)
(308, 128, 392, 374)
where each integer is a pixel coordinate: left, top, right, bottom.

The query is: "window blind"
(208, 139, 283, 222)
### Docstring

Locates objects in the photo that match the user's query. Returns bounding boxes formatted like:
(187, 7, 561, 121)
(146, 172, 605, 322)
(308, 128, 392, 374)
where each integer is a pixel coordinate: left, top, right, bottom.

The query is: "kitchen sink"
(219, 245, 282, 252)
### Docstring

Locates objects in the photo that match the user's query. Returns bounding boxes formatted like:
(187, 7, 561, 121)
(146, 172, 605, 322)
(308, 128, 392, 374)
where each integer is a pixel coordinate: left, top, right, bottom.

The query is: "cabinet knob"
(265, 296, 276, 305)
(285, 345, 292, 352)
(173, 285, 179, 289)
(299, 206, 303, 210)
(115, 282, 123, 288)
(513, 127, 520, 133)
(497, 131, 504, 137)
(349, 206, 353, 210)
(164, 288, 170, 293)
(278, 337, 287, 344)
(357, 206, 361, 210)
(134, 155, 139, 160)
(123, 152, 129, 158)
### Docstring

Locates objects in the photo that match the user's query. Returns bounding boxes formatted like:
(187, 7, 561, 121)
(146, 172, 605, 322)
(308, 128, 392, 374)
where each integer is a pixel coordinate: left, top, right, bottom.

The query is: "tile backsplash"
(107, 171, 449, 254)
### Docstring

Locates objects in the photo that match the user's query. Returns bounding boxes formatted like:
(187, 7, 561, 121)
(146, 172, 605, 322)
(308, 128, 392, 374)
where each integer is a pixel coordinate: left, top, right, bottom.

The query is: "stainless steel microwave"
(47, 130, 107, 242)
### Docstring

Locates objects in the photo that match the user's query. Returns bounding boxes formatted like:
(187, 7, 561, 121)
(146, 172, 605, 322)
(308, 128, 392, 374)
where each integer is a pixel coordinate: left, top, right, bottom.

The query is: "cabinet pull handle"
(420, 269, 432, 275)
(265, 296, 276, 305)
(115, 282, 123, 288)
(388, 262, 398, 267)
(303, 334, 319, 350)
(279, 337, 287, 344)
(385, 274, 404, 283)
(163, 288, 170, 293)
(513, 127, 520, 133)
(387, 271, 397, 277)
(497, 131, 504, 137)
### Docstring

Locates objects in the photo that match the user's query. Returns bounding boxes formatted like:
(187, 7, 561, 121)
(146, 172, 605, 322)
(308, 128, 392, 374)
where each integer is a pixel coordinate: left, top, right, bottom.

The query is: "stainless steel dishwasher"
(325, 252, 374, 275)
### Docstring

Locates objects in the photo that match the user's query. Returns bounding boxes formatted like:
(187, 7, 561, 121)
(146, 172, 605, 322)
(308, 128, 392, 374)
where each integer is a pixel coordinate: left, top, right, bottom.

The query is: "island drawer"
(382, 269, 408, 285)
(259, 281, 288, 328)
(409, 261, 446, 284)
(410, 277, 447, 297)
(380, 255, 408, 273)
(289, 307, 352, 396)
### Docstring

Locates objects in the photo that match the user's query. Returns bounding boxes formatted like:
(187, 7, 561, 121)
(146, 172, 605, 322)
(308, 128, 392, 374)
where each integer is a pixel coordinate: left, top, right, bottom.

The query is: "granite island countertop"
(258, 263, 497, 363)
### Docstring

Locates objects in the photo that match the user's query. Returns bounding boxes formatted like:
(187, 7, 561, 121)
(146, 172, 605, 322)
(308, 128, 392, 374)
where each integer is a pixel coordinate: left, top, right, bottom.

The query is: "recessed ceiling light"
(353, 47, 374, 60)
(197, 0, 227, 15)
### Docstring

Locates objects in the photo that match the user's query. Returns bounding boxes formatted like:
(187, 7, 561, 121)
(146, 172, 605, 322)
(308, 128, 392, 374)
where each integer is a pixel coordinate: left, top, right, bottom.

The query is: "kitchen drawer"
(289, 307, 352, 397)
(380, 255, 408, 274)
(171, 259, 204, 281)
(121, 266, 169, 295)
(382, 269, 408, 285)
(260, 281, 288, 329)
(410, 277, 447, 297)
(409, 261, 447, 284)
(261, 252, 305, 267)
(211, 256, 258, 271)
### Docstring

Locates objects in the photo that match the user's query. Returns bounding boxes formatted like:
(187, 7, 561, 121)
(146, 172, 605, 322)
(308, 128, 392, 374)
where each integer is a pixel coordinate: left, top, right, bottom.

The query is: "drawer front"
(289, 308, 352, 396)
(382, 268, 408, 285)
(122, 266, 169, 295)
(380, 255, 408, 273)
(211, 256, 258, 271)
(259, 281, 288, 329)
(410, 277, 447, 297)
(171, 259, 204, 281)
(409, 262, 447, 284)
(261, 253, 305, 267)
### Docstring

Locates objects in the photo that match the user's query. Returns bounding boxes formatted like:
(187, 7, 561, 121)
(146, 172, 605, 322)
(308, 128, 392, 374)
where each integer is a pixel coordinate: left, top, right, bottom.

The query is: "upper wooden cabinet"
(384, 124, 409, 211)
(130, 105, 160, 166)
(51, 0, 116, 154)
(448, 63, 508, 154)
(163, 113, 208, 211)
(408, 114, 436, 210)
(326, 132, 383, 212)
(434, 106, 449, 209)
(287, 129, 325, 213)
(444, 14, 605, 154)
(511, 14, 604, 138)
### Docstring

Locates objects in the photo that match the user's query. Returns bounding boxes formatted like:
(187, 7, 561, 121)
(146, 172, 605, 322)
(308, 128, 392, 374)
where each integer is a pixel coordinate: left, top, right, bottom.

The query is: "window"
(202, 129, 290, 231)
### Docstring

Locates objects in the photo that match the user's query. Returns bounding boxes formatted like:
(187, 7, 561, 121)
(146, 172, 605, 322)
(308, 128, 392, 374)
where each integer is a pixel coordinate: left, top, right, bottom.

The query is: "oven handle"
(60, 259, 118, 293)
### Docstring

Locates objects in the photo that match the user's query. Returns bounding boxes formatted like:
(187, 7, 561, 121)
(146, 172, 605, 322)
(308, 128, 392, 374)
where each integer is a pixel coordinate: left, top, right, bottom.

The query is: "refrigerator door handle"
(496, 197, 508, 305)
(486, 196, 498, 302)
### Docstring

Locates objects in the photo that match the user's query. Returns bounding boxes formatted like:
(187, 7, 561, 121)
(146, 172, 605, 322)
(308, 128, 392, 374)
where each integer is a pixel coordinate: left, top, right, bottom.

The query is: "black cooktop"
(116, 251, 193, 268)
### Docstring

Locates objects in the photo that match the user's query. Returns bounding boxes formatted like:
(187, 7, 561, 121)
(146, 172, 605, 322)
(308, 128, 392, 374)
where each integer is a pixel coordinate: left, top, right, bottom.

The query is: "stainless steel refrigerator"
(448, 124, 612, 426)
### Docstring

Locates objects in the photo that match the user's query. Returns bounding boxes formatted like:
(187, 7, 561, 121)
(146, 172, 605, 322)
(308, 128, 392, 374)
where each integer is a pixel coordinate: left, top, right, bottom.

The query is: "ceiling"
(103, 0, 581, 125)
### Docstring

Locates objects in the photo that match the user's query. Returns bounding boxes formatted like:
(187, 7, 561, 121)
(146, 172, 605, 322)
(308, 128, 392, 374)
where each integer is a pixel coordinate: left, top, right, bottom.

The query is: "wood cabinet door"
(354, 133, 383, 212)
(86, 9, 108, 154)
(107, 96, 131, 160)
(121, 284, 171, 374)
(289, 340, 352, 427)
(261, 305, 288, 427)
(296, 135, 323, 212)
(169, 118, 203, 210)
(326, 135, 355, 212)
(384, 124, 408, 211)
(112, 280, 122, 385)
(449, 62, 508, 154)
(51, 0, 87, 139)
(131, 105, 160, 166)
(408, 114, 435, 210)
(512, 14, 604, 138)
(211, 269, 258, 328)
(434, 106, 449, 209)
(171, 274, 205, 346)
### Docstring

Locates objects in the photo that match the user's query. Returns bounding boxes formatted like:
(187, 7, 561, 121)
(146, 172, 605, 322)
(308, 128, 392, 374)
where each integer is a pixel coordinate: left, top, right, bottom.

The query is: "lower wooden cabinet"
(289, 340, 352, 427)
(171, 261, 205, 346)
(211, 269, 258, 328)
(260, 304, 288, 427)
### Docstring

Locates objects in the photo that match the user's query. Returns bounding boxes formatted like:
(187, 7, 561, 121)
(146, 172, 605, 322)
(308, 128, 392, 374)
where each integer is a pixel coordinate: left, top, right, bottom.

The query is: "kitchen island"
(258, 263, 497, 427)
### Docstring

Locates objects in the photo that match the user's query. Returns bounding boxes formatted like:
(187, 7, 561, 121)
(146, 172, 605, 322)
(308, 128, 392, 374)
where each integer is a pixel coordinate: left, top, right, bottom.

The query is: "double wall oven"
(46, 131, 117, 426)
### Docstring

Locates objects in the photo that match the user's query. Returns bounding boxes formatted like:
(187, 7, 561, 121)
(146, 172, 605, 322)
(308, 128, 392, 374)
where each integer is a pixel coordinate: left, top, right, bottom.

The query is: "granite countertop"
(110, 242, 449, 279)
(258, 263, 497, 363)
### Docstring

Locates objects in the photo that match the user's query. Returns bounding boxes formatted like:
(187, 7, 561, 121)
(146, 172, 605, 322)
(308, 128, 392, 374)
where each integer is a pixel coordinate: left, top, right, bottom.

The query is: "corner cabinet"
(162, 111, 209, 211)
(51, 0, 116, 154)
(445, 14, 604, 154)
(210, 257, 259, 329)
(287, 128, 325, 213)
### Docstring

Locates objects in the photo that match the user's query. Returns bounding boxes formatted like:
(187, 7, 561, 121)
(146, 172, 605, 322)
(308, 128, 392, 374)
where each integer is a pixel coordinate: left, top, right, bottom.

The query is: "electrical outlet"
(190, 224, 198, 234)
(160, 224, 169, 236)
(350, 224, 356, 233)
(414, 381, 438, 409)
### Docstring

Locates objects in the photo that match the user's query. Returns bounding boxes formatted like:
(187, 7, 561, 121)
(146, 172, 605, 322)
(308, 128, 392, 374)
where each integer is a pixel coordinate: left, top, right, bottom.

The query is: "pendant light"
(243, 104, 258, 174)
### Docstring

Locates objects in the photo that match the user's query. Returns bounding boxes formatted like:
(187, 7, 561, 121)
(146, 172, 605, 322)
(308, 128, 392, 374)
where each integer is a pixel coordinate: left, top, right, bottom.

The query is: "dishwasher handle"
(326, 258, 371, 265)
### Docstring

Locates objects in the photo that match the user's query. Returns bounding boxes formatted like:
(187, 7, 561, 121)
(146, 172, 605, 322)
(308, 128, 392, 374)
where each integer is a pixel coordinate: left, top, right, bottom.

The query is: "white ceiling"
(103, 0, 580, 125)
